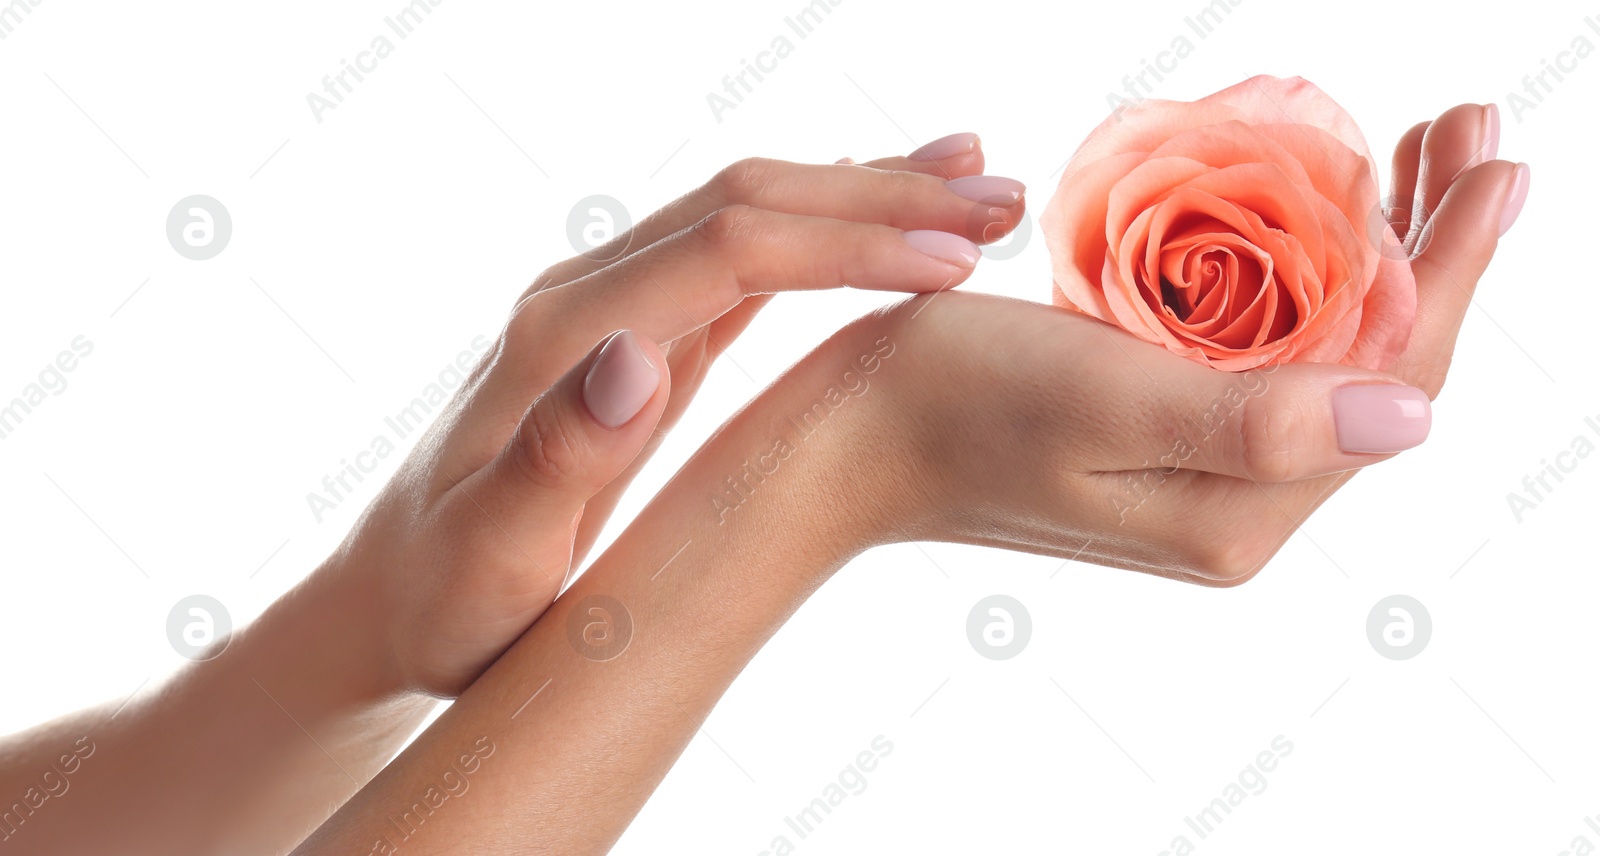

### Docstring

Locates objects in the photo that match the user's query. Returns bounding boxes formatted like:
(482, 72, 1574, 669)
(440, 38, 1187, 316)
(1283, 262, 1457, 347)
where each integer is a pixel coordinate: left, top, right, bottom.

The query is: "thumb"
(478, 329, 669, 522)
(1103, 360, 1433, 484)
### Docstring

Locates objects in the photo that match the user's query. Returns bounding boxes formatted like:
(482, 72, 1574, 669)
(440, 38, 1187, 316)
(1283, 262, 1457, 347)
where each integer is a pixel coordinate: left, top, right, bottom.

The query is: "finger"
(461, 330, 669, 543)
(501, 206, 982, 395)
(1386, 120, 1431, 240)
(531, 135, 1000, 295)
(1396, 159, 1530, 394)
(681, 158, 1024, 241)
(858, 131, 986, 178)
(569, 292, 774, 566)
(1407, 104, 1497, 253)
(1081, 334, 1432, 482)
(1108, 466, 1344, 586)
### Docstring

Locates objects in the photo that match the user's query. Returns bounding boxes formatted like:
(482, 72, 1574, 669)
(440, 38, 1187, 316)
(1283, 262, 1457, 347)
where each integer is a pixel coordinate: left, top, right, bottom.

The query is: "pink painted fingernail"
(903, 230, 980, 266)
(583, 330, 660, 429)
(1498, 162, 1530, 236)
(946, 175, 1025, 204)
(835, 157, 856, 165)
(1332, 384, 1431, 454)
(909, 132, 979, 162)
(1482, 103, 1500, 162)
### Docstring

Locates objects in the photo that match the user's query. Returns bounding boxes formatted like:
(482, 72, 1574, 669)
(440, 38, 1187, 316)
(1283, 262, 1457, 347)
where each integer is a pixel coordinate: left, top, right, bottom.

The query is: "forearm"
(0, 561, 435, 855)
(294, 318, 906, 855)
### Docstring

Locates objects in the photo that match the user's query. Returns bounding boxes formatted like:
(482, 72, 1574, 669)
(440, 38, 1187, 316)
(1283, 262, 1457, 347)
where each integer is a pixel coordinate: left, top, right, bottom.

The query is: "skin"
(292, 101, 1523, 855)
(0, 142, 1012, 855)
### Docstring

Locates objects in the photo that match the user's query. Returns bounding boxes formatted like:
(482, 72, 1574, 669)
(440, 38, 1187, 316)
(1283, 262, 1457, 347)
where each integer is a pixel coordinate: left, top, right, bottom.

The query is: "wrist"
(708, 312, 930, 567)
(237, 555, 420, 710)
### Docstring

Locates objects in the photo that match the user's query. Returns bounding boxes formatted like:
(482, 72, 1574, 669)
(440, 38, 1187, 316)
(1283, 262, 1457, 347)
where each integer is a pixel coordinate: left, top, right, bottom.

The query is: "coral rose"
(1041, 75, 1416, 371)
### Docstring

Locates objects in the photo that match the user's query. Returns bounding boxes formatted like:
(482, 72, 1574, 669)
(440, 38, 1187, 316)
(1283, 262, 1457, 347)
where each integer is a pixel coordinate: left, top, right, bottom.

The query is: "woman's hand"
(328, 133, 1027, 697)
(832, 104, 1523, 584)
(0, 135, 1027, 856)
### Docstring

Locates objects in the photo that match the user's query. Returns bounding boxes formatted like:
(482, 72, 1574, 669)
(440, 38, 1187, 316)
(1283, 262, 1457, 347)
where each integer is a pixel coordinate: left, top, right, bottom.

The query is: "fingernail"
(1498, 162, 1530, 236)
(835, 156, 856, 165)
(903, 229, 980, 266)
(1482, 103, 1500, 162)
(909, 132, 979, 162)
(1332, 384, 1431, 454)
(946, 175, 1026, 204)
(583, 330, 660, 429)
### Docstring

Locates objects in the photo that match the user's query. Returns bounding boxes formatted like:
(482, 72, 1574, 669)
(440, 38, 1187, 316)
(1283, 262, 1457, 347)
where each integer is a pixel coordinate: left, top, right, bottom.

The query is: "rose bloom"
(1041, 75, 1416, 371)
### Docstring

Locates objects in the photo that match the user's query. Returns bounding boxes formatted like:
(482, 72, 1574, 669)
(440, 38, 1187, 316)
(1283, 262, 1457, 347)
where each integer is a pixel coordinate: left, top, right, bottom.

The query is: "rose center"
(1157, 242, 1262, 325)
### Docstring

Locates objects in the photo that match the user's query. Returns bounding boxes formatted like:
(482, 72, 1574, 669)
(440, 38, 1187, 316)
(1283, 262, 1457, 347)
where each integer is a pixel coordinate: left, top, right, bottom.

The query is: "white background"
(0, 0, 1593, 853)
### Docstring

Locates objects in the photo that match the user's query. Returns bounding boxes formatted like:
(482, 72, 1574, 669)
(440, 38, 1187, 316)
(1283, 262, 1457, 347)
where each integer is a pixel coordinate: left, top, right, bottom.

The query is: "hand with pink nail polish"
(0, 134, 1029, 856)
(324, 137, 1027, 699)
(729, 99, 1524, 585)
(821, 101, 1521, 585)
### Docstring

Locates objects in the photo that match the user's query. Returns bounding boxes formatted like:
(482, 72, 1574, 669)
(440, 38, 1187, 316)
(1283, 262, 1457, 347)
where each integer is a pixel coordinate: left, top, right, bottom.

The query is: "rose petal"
(1199, 76, 1372, 166)
(1340, 254, 1418, 369)
(1043, 151, 1150, 322)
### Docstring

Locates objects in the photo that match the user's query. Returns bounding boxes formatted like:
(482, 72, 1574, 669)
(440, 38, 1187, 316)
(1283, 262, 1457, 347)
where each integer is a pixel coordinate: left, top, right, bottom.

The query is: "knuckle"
(525, 264, 569, 298)
(509, 399, 595, 490)
(692, 204, 761, 250)
(711, 157, 779, 203)
(1184, 525, 1276, 585)
(505, 289, 550, 346)
(1237, 395, 1302, 484)
(519, 262, 581, 306)
(886, 167, 938, 198)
